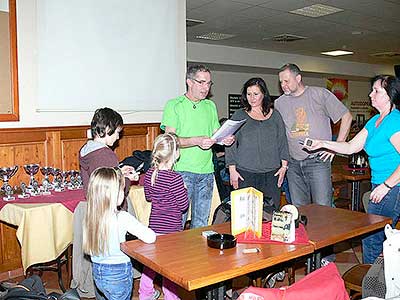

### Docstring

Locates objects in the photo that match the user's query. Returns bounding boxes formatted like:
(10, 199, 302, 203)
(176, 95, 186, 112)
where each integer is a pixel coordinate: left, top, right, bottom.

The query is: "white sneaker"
(266, 270, 285, 287)
(320, 258, 331, 267)
(146, 289, 161, 300)
(152, 289, 161, 300)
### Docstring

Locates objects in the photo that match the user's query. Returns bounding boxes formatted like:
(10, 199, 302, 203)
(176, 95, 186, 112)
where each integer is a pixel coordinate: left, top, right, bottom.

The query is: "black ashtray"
(207, 233, 237, 249)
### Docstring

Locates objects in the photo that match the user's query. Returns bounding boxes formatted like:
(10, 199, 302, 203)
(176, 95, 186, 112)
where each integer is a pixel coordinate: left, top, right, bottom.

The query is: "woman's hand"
(370, 184, 391, 203)
(301, 138, 324, 151)
(229, 166, 244, 189)
(274, 166, 287, 187)
(318, 150, 335, 162)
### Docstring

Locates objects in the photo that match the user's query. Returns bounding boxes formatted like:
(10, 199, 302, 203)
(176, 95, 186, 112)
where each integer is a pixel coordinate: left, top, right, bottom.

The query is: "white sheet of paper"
(211, 119, 246, 144)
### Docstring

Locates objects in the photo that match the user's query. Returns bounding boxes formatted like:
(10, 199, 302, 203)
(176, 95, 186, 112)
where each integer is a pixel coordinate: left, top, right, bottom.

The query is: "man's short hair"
(279, 63, 301, 76)
(90, 107, 123, 138)
(186, 64, 211, 80)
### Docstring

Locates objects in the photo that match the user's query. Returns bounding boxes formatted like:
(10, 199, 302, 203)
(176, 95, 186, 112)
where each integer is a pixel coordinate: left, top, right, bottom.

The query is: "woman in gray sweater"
(225, 78, 289, 212)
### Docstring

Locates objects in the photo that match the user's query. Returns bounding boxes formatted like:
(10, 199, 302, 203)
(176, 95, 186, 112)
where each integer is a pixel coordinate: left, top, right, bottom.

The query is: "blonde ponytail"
(150, 133, 180, 186)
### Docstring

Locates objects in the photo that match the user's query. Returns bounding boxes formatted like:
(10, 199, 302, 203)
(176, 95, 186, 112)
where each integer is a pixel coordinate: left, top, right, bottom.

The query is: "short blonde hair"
(83, 167, 125, 256)
(151, 133, 179, 185)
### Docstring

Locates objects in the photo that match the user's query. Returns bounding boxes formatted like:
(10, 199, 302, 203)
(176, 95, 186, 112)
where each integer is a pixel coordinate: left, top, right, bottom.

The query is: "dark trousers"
(237, 168, 281, 213)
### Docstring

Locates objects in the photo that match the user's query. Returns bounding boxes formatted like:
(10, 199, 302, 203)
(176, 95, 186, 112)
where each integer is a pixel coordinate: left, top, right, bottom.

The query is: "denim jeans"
(92, 262, 133, 300)
(362, 184, 400, 264)
(178, 171, 214, 228)
(287, 156, 332, 207)
(281, 175, 291, 204)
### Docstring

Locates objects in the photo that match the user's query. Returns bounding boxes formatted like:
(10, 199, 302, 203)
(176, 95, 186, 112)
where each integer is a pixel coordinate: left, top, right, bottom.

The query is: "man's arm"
(336, 111, 353, 142)
(165, 126, 216, 150)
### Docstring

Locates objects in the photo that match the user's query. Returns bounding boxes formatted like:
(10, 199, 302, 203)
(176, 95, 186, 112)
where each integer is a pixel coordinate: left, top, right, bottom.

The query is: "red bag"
(238, 263, 349, 300)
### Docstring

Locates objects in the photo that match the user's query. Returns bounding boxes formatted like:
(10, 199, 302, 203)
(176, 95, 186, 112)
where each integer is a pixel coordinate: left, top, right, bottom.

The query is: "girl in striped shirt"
(139, 133, 188, 300)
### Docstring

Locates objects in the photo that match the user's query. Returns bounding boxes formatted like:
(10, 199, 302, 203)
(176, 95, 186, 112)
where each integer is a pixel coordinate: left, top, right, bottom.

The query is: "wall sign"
(228, 94, 241, 117)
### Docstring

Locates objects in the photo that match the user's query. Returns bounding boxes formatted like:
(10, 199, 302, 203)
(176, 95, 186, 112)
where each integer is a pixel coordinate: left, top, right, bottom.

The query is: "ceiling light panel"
(321, 50, 354, 56)
(195, 32, 236, 41)
(290, 4, 344, 18)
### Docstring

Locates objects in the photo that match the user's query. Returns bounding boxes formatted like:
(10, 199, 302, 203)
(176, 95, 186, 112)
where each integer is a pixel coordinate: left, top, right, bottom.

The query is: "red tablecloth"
(0, 189, 85, 212)
(236, 222, 310, 245)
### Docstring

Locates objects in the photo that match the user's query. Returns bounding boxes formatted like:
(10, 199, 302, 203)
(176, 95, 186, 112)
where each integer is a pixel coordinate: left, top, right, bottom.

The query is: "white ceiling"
(186, 0, 400, 66)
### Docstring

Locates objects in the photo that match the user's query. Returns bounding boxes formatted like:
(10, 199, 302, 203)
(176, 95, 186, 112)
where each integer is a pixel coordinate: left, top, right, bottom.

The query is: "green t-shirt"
(161, 95, 220, 174)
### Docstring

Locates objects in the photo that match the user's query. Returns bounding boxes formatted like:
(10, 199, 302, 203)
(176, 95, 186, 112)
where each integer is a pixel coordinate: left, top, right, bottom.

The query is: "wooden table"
(299, 204, 390, 271)
(332, 164, 371, 211)
(121, 222, 314, 294)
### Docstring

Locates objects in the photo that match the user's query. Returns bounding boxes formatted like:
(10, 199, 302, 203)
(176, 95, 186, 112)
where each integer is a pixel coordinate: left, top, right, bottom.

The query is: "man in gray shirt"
(275, 63, 353, 207)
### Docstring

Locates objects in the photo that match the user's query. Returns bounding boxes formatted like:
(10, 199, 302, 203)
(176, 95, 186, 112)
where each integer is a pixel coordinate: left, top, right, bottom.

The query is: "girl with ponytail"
(139, 133, 188, 300)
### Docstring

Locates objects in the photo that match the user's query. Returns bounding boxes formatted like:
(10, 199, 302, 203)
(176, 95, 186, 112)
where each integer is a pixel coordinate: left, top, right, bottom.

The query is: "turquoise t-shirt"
(364, 109, 400, 185)
(161, 95, 220, 174)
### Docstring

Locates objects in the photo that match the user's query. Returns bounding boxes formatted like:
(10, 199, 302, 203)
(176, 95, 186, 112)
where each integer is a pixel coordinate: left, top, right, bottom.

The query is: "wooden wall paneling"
(46, 131, 62, 168)
(0, 223, 22, 273)
(61, 139, 87, 171)
(60, 127, 88, 171)
(0, 123, 160, 275)
(146, 125, 161, 149)
(13, 143, 47, 186)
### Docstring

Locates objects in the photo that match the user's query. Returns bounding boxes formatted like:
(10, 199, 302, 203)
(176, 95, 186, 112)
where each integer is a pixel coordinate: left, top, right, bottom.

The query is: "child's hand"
(121, 165, 139, 181)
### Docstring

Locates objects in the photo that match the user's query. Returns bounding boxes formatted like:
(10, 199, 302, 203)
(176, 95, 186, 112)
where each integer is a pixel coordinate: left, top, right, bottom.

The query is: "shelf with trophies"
(0, 164, 83, 201)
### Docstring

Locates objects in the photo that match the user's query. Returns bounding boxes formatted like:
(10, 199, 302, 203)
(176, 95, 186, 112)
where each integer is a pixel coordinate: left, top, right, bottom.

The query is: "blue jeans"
(92, 262, 133, 300)
(178, 171, 214, 228)
(287, 156, 332, 207)
(281, 175, 291, 204)
(362, 184, 400, 264)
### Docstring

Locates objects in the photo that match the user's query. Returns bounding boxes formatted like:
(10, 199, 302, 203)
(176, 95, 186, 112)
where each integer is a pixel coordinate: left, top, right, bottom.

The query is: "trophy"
(24, 164, 40, 190)
(52, 168, 64, 192)
(0, 166, 19, 201)
(31, 180, 40, 196)
(40, 166, 54, 195)
(18, 182, 30, 199)
(60, 171, 70, 189)
(68, 170, 81, 190)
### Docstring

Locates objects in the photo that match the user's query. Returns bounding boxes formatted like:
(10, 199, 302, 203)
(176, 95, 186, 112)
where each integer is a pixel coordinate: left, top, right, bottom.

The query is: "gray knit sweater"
(225, 109, 289, 173)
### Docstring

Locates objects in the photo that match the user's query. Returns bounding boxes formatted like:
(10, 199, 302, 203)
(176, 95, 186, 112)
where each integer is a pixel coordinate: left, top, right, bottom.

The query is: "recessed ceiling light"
(186, 18, 205, 28)
(290, 4, 343, 18)
(370, 52, 400, 58)
(195, 32, 236, 41)
(321, 50, 354, 56)
(267, 33, 307, 42)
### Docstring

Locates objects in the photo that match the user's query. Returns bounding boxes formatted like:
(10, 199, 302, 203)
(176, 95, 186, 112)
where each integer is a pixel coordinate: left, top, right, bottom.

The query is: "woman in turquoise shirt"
(303, 75, 400, 264)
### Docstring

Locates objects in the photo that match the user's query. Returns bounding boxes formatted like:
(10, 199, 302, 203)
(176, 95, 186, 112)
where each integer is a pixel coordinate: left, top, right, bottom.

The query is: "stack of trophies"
(0, 164, 83, 201)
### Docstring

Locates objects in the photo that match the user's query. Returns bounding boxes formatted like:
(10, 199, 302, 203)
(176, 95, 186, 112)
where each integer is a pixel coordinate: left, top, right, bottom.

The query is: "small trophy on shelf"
(40, 166, 54, 195)
(1, 166, 19, 201)
(60, 171, 70, 189)
(18, 182, 30, 199)
(68, 170, 81, 190)
(52, 168, 64, 192)
(24, 164, 40, 194)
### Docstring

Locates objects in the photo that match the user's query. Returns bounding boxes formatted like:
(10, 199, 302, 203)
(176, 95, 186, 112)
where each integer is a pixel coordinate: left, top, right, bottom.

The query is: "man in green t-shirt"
(161, 65, 234, 228)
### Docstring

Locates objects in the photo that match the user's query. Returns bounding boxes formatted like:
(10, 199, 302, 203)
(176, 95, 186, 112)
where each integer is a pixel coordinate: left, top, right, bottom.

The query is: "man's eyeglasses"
(192, 78, 213, 87)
